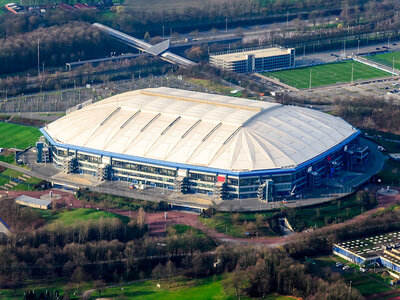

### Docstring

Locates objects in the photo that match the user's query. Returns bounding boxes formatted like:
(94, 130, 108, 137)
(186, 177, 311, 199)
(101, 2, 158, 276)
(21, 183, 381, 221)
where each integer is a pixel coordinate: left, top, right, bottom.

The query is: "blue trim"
(0, 217, 10, 229)
(40, 128, 360, 177)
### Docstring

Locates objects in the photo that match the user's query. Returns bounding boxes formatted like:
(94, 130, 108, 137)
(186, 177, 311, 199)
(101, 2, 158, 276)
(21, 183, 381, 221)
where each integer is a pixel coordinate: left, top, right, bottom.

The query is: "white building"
(209, 46, 295, 73)
(40, 87, 362, 200)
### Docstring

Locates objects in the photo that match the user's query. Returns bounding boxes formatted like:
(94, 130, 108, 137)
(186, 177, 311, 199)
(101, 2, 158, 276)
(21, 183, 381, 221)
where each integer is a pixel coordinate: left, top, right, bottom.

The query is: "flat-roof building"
(39, 87, 364, 201)
(209, 46, 295, 73)
(334, 232, 400, 273)
(15, 195, 52, 210)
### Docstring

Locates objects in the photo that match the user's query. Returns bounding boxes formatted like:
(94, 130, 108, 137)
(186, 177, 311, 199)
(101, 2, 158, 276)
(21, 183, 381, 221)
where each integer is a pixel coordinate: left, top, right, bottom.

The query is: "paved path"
(367, 289, 400, 300)
(2, 181, 398, 247)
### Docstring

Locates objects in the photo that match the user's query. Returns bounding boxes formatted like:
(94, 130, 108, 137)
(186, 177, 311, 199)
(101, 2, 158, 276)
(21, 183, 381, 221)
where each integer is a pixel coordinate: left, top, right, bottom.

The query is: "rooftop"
(43, 87, 358, 172)
(15, 195, 52, 207)
(335, 231, 400, 258)
(210, 47, 293, 63)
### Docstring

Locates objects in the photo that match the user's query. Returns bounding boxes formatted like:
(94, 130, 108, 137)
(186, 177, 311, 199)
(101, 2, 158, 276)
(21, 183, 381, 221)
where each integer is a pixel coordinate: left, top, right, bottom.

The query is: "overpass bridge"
(92, 23, 196, 68)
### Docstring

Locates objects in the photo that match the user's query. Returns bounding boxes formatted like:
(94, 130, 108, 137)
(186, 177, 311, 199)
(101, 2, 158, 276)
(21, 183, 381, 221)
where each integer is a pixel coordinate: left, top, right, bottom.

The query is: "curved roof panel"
(43, 87, 358, 171)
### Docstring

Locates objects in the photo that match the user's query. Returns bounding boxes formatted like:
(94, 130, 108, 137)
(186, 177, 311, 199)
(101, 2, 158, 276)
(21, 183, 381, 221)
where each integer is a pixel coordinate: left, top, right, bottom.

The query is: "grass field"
(202, 191, 368, 235)
(11, 176, 42, 191)
(0, 122, 41, 149)
(38, 208, 130, 226)
(0, 167, 42, 190)
(265, 61, 390, 89)
(285, 192, 371, 231)
(366, 51, 400, 70)
(89, 276, 297, 300)
(200, 211, 278, 238)
(0, 276, 296, 300)
(342, 272, 392, 296)
(313, 256, 393, 297)
(186, 78, 242, 97)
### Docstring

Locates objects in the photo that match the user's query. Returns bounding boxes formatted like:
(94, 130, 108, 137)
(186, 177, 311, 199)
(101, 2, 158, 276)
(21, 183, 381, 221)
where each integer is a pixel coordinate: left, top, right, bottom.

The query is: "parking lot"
(0, 75, 215, 116)
(289, 77, 400, 104)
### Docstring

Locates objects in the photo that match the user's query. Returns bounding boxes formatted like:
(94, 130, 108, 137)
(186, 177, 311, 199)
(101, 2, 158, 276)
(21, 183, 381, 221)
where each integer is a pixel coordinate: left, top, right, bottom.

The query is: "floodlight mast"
(37, 38, 40, 78)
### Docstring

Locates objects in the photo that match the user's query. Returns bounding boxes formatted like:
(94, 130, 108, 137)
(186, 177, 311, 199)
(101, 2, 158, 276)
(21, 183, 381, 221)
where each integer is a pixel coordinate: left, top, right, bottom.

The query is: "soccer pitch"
(365, 51, 400, 70)
(0, 122, 41, 149)
(265, 61, 390, 89)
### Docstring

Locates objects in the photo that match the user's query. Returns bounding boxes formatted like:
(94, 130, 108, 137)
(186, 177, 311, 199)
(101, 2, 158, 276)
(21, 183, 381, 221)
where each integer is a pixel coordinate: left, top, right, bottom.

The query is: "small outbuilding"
(15, 195, 52, 210)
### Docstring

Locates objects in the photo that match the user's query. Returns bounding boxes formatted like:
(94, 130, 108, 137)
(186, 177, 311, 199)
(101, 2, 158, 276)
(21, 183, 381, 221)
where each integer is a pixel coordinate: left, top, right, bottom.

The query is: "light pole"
(343, 40, 346, 57)
(393, 57, 395, 78)
(162, 25, 165, 38)
(357, 40, 360, 55)
(351, 63, 354, 83)
(225, 18, 228, 32)
(286, 11, 289, 28)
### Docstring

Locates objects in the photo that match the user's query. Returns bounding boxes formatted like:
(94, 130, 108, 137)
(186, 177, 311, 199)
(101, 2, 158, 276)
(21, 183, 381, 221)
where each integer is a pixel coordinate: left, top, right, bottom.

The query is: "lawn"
(0, 122, 41, 149)
(0, 167, 42, 190)
(201, 191, 372, 235)
(365, 51, 400, 70)
(0, 168, 23, 186)
(265, 61, 390, 89)
(0, 280, 88, 299)
(0, 276, 296, 300)
(89, 276, 297, 300)
(171, 224, 204, 235)
(377, 159, 400, 185)
(11, 176, 43, 191)
(38, 208, 130, 226)
(285, 192, 371, 231)
(0, 154, 14, 164)
(313, 255, 393, 297)
(1, 168, 24, 179)
(186, 78, 242, 96)
(342, 272, 392, 296)
(200, 211, 279, 238)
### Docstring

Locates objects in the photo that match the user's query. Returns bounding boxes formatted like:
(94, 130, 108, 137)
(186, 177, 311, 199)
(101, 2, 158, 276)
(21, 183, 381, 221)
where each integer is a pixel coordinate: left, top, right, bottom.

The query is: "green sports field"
(0, 122, 41, 149)
(265, 61, 390, 89)
(366, 51, 400, 70)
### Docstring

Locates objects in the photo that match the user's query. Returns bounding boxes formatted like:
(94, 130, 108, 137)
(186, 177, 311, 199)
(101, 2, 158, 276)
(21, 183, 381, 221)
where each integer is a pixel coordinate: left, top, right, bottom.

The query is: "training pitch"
(0, 122, 41, 149)
(365, 51, 400, 70)
(265, 60, 390, 89)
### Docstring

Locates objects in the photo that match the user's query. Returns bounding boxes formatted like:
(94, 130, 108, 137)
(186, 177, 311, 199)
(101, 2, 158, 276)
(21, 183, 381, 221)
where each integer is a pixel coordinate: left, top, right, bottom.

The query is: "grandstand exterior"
(40, 87, 364, 200)
(209, 46, 295, 73)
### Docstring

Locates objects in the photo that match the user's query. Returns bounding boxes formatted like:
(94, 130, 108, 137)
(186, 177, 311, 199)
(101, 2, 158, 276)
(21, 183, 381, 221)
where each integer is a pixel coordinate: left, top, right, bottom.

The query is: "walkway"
(2, 180, 399, 248)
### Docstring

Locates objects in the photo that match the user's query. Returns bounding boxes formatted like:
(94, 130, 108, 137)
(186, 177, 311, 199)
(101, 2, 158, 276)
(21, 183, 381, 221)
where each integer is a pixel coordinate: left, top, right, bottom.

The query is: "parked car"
(360, 267, 368, 273)
(343, 265, 350, 270)
(336, 262, 343, 267)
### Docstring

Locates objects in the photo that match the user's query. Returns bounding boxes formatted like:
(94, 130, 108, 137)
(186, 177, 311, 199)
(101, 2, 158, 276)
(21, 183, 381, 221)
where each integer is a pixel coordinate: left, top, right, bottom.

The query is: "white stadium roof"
(43, 87, 358, 172)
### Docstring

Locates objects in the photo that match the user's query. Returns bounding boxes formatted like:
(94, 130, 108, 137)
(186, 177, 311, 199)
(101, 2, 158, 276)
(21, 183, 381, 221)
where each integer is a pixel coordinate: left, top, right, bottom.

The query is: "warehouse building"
(334, 232, 400, 273)
(39, 87, 364, 201)
(209, 46, 295, 73)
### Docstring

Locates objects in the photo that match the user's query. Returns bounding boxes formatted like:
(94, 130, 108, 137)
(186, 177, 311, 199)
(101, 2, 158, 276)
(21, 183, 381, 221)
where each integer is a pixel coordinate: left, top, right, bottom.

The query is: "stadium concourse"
(31, 87, 385, 211)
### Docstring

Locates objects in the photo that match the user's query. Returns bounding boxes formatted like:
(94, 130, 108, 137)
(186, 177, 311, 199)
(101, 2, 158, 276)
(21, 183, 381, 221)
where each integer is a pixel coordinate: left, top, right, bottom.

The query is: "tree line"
(0, 22, 121, 75)
(3, 192, 400, 298)
(335, 96, 400, 133)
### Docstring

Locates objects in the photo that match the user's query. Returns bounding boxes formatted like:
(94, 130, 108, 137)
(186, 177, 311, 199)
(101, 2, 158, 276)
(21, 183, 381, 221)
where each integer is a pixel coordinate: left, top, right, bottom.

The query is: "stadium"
(38, 87, 367, 200)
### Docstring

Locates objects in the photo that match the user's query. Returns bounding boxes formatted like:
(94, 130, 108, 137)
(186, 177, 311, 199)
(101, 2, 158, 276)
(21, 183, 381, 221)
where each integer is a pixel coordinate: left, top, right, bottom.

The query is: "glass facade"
(45, 135, 359, 200)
